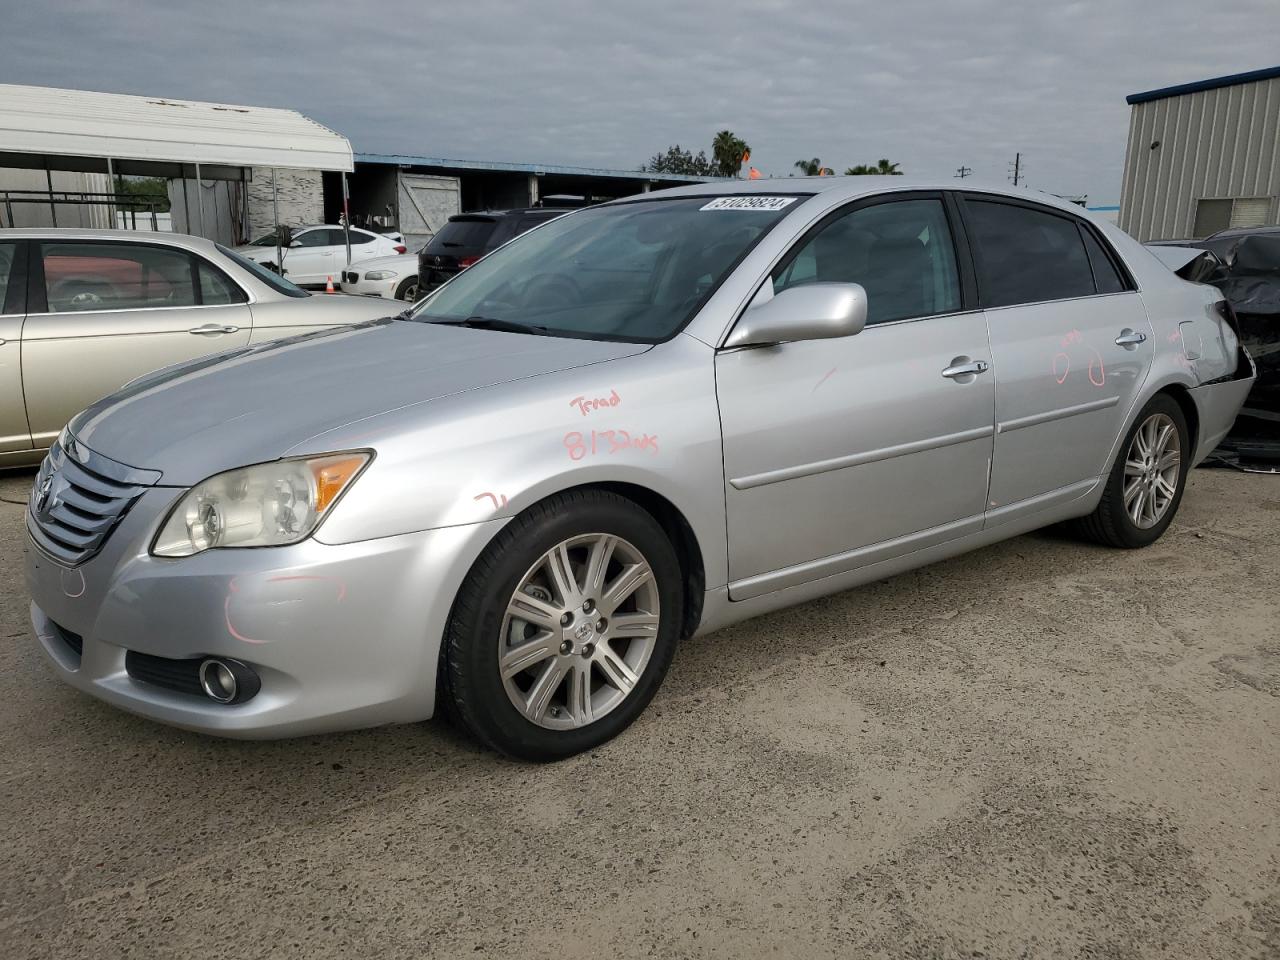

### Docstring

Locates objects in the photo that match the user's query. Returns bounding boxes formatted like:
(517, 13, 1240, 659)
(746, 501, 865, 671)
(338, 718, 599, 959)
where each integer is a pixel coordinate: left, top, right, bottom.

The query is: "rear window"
(216, 244, 310, 298)
(426, 218, 497, 252)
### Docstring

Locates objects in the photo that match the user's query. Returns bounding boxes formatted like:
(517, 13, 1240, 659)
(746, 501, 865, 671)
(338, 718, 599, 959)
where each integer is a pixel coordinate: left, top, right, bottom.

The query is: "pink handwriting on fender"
(1060, 329, 1083, 348)
(570, 389, 621, 417)
(473, 492, 508, 509)
(565, 430, 658, 460)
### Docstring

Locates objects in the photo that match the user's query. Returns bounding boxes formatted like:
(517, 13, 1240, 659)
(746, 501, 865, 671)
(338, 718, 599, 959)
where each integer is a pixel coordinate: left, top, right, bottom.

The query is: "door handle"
(941, 359, 990, 379)
(1115, 331, 1147, 346)
(188, 323, 240, 336)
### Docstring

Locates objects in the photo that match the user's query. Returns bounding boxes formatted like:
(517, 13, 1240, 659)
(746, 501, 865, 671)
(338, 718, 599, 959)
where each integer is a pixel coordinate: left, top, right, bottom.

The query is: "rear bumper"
(1190, 346, 1257, 464)
(25, 486, 504, 738)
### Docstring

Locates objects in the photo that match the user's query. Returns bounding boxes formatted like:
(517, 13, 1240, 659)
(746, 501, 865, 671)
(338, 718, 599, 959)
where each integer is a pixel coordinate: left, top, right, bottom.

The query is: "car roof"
(0, 226, 219, 252)
(1208, 224, 1280, 239)
(614, 176, 1097, 218)
(448, 208, 560, 221)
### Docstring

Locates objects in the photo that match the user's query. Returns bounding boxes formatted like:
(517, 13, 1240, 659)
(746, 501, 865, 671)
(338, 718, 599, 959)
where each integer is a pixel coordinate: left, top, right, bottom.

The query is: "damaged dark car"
(1149, 227, 1280, 472)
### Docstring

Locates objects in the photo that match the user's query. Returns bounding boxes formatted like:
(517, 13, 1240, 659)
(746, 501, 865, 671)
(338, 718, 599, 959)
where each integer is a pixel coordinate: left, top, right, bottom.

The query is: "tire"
(444, 490, 682, 761)
(394, 276, 419, 302)
(1073, 393, 1189, 548)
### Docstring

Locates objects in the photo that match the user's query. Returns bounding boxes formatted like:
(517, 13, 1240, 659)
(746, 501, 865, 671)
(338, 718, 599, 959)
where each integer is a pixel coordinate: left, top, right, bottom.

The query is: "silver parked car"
(24, 181, 1254, 760)
(0, 229, 397, 468)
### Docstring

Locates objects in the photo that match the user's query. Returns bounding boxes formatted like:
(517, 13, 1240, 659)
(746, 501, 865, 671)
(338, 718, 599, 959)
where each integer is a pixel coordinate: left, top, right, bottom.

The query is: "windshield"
(408, 196, 802, 342)
(216, 243, 310, 298)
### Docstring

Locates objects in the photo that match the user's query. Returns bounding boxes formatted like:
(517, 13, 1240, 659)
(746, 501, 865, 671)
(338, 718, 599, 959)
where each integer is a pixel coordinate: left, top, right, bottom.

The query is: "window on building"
(1194, 197, 1273, 238)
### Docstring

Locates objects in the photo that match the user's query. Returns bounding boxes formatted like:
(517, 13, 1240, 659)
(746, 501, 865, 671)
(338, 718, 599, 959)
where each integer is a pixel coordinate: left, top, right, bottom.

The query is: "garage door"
(398, 174, 461, 252)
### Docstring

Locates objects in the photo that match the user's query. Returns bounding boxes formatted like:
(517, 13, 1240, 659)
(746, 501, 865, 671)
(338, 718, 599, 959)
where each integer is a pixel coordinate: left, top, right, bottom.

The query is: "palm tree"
(713, 130, 750, 178)
(845, 158, 903, 175)
(794, 158, 822, 176)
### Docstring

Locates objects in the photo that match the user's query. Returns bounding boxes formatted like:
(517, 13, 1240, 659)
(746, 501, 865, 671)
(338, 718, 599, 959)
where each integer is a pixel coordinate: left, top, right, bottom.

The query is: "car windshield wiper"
(430, 316, 550, 336)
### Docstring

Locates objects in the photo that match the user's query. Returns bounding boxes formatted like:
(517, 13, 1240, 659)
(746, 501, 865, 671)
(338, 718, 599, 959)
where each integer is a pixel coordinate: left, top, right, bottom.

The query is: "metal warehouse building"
(1118, 65, 1280, 241)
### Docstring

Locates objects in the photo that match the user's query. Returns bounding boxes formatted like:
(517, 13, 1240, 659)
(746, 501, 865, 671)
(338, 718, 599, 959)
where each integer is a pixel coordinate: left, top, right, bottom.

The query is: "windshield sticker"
(700, 196, 798, 212)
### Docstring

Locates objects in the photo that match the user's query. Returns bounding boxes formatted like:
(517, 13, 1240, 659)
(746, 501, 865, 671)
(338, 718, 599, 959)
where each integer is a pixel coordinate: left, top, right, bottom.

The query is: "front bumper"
(1190, 345, 1258, 464)
(339, 273, 401, 300)
(26, 486, 503, 738)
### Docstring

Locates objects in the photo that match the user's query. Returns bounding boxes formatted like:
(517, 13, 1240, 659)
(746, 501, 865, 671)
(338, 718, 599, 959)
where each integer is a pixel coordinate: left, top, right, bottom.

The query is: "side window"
(0, 242, 17, 312)
(1080, 227, 1127, 294)
(965, 200, 1095, 307)
(292, 230, 329, 248)
(196, 259, 248, 305)
(773, 197, 961, 325)
(347, 230, 376, 245)
(41, 242, 197, 313)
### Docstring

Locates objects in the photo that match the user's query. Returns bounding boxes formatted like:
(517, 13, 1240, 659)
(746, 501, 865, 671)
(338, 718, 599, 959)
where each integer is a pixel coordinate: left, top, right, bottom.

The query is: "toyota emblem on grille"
(35, 475, 58, 520)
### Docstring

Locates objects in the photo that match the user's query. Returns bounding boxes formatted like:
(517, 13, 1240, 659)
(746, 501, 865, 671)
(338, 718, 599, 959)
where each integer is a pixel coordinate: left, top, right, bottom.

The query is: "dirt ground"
(0, 466, 1277, 959)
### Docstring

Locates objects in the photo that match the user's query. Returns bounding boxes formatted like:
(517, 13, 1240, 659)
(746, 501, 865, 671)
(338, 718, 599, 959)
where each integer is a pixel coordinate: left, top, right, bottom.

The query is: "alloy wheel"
(1123, 412, 1181, 529)
(499, 533, 660, 730)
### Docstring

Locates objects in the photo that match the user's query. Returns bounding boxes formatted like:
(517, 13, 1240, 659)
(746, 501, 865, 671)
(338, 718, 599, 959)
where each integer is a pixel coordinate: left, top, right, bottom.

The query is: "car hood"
(348, 253, 417, 273)
(69, 320, 648, 484)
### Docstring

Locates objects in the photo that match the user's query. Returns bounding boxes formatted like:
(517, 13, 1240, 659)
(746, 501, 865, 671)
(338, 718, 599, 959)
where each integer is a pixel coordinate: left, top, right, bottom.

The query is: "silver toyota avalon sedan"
(25, 179, 1254, 760)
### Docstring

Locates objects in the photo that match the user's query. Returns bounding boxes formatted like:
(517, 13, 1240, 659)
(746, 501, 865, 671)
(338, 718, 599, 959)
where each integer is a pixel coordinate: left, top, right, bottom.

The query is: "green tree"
(794, 158, 823, 176)
(115, 176, 171, 211)
(641, 145, 718, 177)
(712, 130, 750, 178)
(844, 158, 903, 175)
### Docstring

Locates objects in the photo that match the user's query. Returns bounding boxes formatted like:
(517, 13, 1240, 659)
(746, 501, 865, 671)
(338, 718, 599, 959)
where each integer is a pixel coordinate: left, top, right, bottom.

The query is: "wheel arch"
(1154, 383, 1200, 456)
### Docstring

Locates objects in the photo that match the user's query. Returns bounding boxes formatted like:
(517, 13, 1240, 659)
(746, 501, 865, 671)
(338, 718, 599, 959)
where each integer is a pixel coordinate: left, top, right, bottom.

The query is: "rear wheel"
(444, 490, 681, 761)
(1074, 394, 1189, 548)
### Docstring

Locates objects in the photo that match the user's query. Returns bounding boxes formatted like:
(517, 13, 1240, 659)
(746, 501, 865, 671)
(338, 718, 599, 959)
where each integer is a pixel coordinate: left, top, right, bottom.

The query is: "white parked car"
(237, 225, 406, 288)
(339, 253, 421, 302)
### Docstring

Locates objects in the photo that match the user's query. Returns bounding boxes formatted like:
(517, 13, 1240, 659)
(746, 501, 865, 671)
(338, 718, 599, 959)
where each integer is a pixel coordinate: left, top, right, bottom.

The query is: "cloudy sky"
(7, 0, 1280, 202)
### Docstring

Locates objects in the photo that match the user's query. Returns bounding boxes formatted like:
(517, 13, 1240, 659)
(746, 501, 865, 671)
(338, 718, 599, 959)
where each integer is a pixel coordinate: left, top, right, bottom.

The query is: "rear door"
(0, 239, 31, 453)
(21, 240, 251, 445)
(959, 195, 1152, 518)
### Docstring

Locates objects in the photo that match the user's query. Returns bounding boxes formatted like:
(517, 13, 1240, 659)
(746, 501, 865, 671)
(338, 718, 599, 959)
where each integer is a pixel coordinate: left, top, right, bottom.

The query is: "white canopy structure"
(0, 84, 352, 176)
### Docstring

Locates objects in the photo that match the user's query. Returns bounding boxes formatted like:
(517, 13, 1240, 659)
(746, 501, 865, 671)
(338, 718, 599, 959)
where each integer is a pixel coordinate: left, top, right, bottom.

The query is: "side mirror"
(288, 239, 302, 248)
(724, 282, 868, 349)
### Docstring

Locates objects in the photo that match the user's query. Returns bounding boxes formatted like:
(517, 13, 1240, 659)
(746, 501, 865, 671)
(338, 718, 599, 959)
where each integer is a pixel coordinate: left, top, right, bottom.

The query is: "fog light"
(200, 659, 237, 703)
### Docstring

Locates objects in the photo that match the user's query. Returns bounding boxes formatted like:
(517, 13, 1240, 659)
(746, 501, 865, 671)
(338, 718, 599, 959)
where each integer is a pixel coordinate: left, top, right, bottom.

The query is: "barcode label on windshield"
(700, 196, 798, 211)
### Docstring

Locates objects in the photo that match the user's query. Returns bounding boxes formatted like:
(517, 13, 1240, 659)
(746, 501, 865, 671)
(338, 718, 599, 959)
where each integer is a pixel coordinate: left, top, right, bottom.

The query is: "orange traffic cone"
(325, 275, 336, 294)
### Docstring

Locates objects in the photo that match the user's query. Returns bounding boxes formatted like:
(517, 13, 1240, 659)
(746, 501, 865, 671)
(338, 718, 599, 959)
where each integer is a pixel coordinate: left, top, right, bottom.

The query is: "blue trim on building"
(355, 152, 718, 183)
(1126, 65, 1280, 105)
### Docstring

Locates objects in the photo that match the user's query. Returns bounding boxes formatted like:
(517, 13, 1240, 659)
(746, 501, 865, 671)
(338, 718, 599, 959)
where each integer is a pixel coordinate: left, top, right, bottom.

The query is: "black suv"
(417, 209, 564, 296)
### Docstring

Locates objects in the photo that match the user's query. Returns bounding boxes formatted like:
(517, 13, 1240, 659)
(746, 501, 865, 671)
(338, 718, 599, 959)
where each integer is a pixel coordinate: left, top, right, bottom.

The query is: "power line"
(954, 166, 972, 179)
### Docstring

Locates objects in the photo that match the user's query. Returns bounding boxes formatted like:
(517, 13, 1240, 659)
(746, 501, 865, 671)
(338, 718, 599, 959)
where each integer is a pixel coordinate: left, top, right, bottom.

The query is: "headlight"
(364, 270, 397, 281)
(152, 453, 371, 557)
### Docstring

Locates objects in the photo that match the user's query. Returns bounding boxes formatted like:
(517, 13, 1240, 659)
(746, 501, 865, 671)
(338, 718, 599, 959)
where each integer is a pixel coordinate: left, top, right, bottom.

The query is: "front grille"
(125, 651, 204, 698)
(27, 436, 161, 566)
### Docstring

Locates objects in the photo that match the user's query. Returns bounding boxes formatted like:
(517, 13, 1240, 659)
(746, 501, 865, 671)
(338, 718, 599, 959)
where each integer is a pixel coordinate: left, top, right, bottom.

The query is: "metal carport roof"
(0, 84, 353, 176)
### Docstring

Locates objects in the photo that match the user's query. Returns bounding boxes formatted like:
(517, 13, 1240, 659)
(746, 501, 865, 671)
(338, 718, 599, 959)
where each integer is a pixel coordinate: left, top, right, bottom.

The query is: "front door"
(22, 239, 251, 446)
(717, 194, 995, 600)
(959, 196, 1154, 516)
(282, 228, 342, 286)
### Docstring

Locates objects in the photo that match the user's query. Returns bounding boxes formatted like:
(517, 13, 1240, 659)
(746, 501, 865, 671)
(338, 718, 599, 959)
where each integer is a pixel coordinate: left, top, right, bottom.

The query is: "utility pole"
(1009, 152, 1023, 187)
(954, 166, 972, 179)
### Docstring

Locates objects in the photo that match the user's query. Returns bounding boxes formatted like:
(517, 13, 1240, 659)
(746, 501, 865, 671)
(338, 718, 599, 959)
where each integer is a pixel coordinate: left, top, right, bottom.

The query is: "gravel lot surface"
(1, 467, 1277, 959)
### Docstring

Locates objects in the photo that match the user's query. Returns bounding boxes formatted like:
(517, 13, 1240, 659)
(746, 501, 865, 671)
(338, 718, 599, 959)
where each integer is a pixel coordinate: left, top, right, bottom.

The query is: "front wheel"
(394, 276, 419, 302)
(1074, 394, 1189, 548)
(443, 490, 682, 761)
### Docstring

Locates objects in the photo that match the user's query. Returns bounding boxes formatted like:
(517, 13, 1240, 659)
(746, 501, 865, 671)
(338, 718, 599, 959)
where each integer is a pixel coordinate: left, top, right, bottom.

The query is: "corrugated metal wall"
(1118, 76, 1280, 240)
